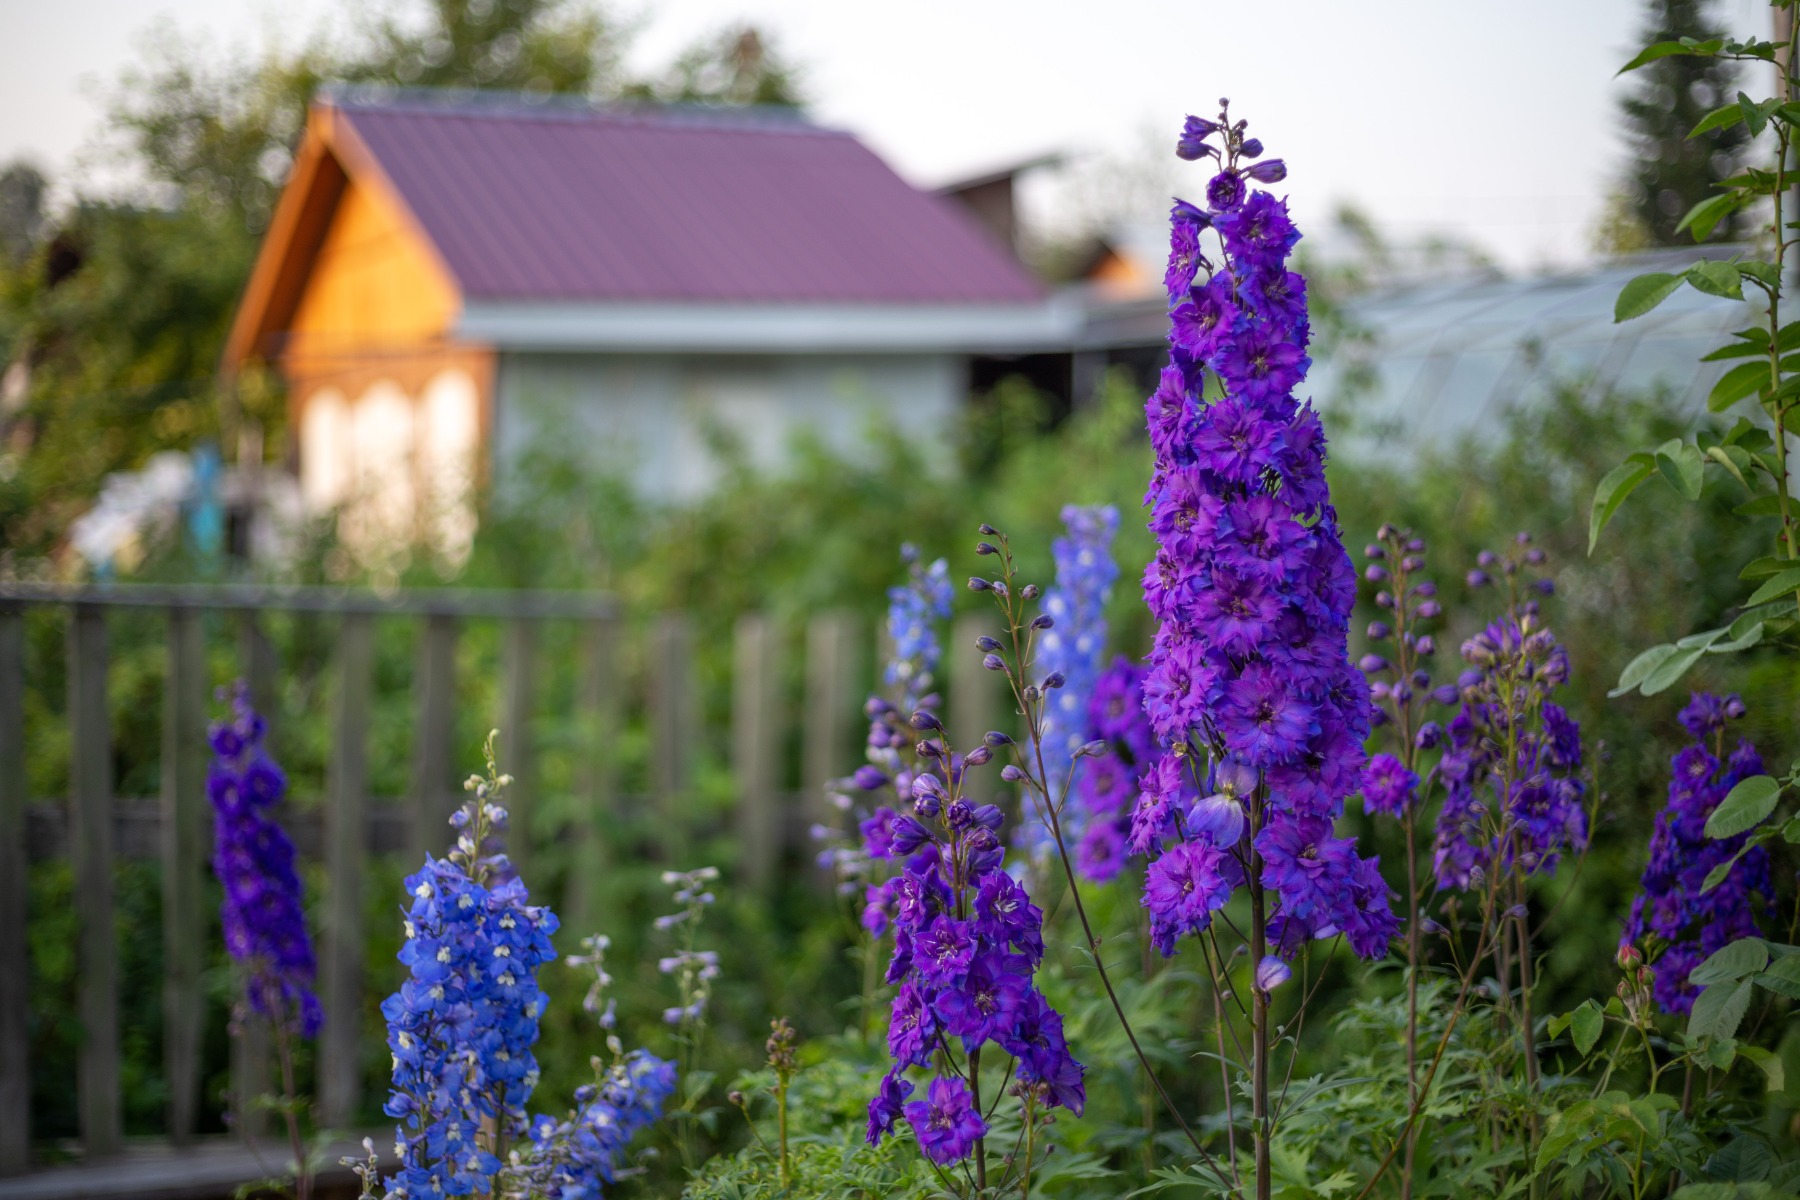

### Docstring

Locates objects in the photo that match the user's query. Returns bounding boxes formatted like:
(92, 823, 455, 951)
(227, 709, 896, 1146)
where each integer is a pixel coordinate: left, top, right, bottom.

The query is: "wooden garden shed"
(224, 91, 1072, 556)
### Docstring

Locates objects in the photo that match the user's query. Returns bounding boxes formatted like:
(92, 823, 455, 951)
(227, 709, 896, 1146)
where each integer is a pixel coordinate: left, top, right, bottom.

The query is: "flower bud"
(1077, 739, 1109, 759)
(1616, 943, 1642, 971)
(1020, 584, 1039, 600)
(978, 523, 999, 536)
(1031, 614, 1054, 630)
(1240, 136, 1264, 158)
(1411, 670, 1431, 689)
(1402, 556, 1424, 572)
(1406, 538, 1426, 554)
(1412, 581, 1438, 598)
(1415, 600, 1442, 619)
(1367, 621, 1391, 641)
(1377, 522, 1398, 541)
(968, 577, 991, 592)
(1417, 635, 1436, 656)
(977, 635, 1001, 651)
(910, 710, 943, 731)
(1254, 955, 1291, 993)
(1365, 564, 1389, 582)
(852, 765, 887, 790)
(1417, 721, 1445, 749)
(1365, 544, 1386, 560)
(976, 542, 998, 556)
(1359, 654, 1390, 674)
(984, 730, 1014, 747)
(983, 654, 1006, 672)
(1515, 531, 1532, 545)
(1375, 590, 1395, 608)
(1189, 792, 1247, 845)
(1466, 570, 1488, 588)
(964, 745, 993, 767)
(1244, 158, 1287, 183)
(1477, 550, 1497, 567)
(1001, 764, 1026, 782)
(915, 739, 943, 759)
(1043, 671, 1066, 690)
(1534, 578, 1555, 596)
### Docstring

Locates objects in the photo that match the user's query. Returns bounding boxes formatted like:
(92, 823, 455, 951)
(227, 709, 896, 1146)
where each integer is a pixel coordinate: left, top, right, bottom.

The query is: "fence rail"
(0, 584, 1006, 1184)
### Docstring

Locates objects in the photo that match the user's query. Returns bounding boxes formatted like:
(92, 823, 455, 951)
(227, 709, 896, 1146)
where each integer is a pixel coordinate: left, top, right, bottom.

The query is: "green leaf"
(1643, 636, 1719, 695)
(1746, 567, 1800, 606)
(1616, 272, 1686, 322)
(1702, 339, 1767, 362)
(1690, 938, 1769, 986)
(1689, 260, 1745, 299)
(1656, 441, 1706, 500)
(1738, 556, 1798, 580)
(1690, 101, 1750, 137)
(1726, 416, 1776, 450)
(1752, 955, 1800, 1000)
(1706, 775, 1782, 838)
(1737, 493, 1785, 518)
(1620, 37, 1724, 73)
(1612, 643, 1677, 697)
(1709, 361, 1770, 412)
(1786, 816, 1800, 843)
(1687, 978, 1754, 1042)
(1679, 193, 1747, 242)
(1589, 455, 1656, 552)
(1571, 1000, 1604, 1055)
(1740, 91, 1775, 137)
(1705, 445, 1754, 488)
(1740, 1046, 1787, 1093)
(1709, 621, 1766, 654)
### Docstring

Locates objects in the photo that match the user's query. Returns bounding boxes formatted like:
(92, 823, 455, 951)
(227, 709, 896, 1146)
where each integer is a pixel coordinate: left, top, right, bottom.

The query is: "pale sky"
(0, 0, 1782, 271)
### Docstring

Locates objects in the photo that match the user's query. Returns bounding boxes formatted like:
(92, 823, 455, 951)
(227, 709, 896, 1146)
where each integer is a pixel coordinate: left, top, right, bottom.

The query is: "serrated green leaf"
(1707, 775, 1782, 838)
(1726, 416, 1776, 449)
(1620, 37, 1724, 74)
(1657, 441, 1707, 499)
(1746, 567, 1800, 606)
(1740, 1046, 1786, 1093)
(1589, 456, 1656, 552)
(1688, 978, 1754, 1042)
(1691, 102, 1750, 137)
(1612, 643, 1677, 697)
(1752, 955, 1800, 999)
(1690, 259, 1745, 299)
(1737, 493, 1785, 517)
(1738, 556, 1797, 580)
(1785, 816, 1800, 843)
(1680, 192, 1748, 242)
(1710, 361, 1770, 412)
(1616, 272, 1686, 322)
(1691, 938, 1769, 985)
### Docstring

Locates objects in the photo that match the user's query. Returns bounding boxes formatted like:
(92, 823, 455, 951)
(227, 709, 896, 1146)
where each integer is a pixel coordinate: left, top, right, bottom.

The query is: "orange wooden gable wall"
(224, 102, 494, 560)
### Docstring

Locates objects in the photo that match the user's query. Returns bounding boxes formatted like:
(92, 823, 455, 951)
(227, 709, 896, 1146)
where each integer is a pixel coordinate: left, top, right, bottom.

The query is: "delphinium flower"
(1023, 504, 1123, 869)
(208, 682, 319, 1200)
(1136, 103, 1398, 969)
(381, 733, 672, 1200)
(1073, 657, 1158, 881)
(381, 737, 560, 1199)
(1430, 536, 1587, 895)
(816, 547, 954, 926)
(862, 664, 1084, 1185)
(1621, 692, 1770, 1015)
(1354, 524, 1450, 1186)
(655, 866, 721, 1169)
(511, 935, 678, 1199)
(209, 682, 321, 1040)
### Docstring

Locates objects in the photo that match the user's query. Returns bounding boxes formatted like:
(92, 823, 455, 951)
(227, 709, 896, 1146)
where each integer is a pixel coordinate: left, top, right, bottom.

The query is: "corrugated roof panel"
(338, 99, 1044, 306)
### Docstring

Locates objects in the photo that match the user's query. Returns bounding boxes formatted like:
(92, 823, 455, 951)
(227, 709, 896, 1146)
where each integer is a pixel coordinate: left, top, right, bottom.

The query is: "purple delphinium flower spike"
(208, 682, 321, 1038)
(1620, 692, 1771, 1015)
(1136, 108, 1398, 965)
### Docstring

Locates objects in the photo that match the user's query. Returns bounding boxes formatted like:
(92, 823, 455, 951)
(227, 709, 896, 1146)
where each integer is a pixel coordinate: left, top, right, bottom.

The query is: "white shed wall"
(491, 352, 963, 501)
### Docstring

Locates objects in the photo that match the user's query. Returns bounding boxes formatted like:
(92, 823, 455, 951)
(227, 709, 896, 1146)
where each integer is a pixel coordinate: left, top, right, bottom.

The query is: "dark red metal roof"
(336, 97, 1045, 305)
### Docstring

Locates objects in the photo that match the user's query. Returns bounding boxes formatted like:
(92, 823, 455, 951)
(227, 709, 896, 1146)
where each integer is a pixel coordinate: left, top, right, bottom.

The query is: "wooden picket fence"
(0, 582, 1005, 1188)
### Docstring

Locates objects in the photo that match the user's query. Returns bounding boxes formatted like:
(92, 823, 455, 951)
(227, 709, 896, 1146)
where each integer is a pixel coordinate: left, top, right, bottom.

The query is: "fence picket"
(69, 605, 121, 1158)
(650, 615, 693, 862)
(567, 619, 618, 935)
(0, 610, 28, 1174)
(161, 609, 207, 1143)
(500, 619, 536, 878)
(732, 615, 782, 891)
(319, 613, 372, 1128)
(410, 615, 459, 864)
(803, 612, 859, 822)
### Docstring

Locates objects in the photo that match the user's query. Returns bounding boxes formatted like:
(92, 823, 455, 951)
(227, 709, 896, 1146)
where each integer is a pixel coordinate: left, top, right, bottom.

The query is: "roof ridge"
(319, 85, 838, 137)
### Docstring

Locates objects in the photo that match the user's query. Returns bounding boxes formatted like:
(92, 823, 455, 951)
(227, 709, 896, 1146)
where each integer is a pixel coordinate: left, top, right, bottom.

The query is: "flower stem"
(273, 1017, 311, 1200)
